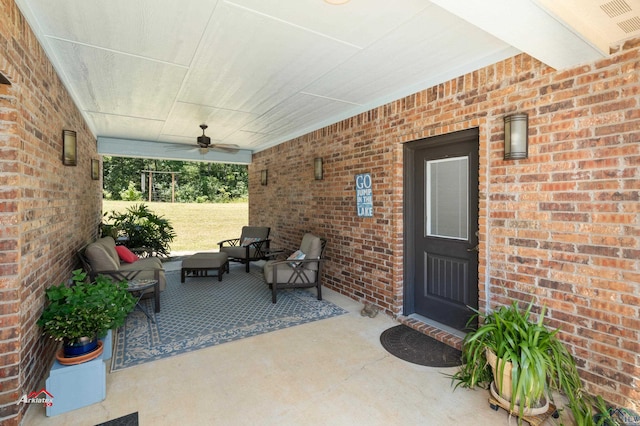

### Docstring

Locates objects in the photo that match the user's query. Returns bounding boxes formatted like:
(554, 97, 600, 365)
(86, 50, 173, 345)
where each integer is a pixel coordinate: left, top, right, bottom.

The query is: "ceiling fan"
(191, 124, 239, 154)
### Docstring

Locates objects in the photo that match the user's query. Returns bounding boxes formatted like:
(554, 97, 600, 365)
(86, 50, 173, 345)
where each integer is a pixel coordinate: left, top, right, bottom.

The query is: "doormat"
(380, 325, 462, 367)
(96, 412, 138, 426)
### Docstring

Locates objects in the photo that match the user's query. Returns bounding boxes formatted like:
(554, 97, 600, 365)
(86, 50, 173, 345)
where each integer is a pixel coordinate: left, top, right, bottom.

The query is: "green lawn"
(103, 201, 248, 253)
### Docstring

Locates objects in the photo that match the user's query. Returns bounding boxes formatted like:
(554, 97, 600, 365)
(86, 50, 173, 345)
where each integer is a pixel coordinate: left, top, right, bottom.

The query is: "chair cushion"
(299, 233, 321, 270)
(182, 252, 228, 268)
(85, 243, 119, 271)
(115, 245, 139, 263)
(239, 226, 270, 241)
(263, 260, 317, 285)
(220, 246, 259, 259)
(120, 258, 166, 291)
(95, 236, 120, 265)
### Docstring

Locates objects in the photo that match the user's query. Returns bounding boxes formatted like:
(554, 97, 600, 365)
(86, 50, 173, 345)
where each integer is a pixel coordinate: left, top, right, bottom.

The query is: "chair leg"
(316, 283, 322, 301)
(154, 282, 161, 312)
(272, 283, 277, 303)
(245, 261, 250, 273)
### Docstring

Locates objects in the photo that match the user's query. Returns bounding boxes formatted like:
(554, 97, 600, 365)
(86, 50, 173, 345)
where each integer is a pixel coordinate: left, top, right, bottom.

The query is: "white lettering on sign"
(355, 173, 373, 217)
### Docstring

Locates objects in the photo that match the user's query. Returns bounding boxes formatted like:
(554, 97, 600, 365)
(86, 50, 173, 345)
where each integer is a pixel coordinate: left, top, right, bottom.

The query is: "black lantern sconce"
(261, 169, 268, 186)
(504, 113, 528, 160)
(314, 157, 323, 180)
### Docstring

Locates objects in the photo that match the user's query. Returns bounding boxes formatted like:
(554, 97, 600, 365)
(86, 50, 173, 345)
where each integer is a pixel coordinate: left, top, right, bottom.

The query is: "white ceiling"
(14, 0, 640, 164)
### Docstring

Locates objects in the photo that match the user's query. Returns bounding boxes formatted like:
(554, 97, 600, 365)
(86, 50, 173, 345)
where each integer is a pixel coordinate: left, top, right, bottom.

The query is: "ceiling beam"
(429, 0, 606, 69)
(97, 137, 253, 165)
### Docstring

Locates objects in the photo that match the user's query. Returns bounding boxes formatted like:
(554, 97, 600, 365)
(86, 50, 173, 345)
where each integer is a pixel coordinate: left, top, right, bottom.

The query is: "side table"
(127, 279, 159, 322)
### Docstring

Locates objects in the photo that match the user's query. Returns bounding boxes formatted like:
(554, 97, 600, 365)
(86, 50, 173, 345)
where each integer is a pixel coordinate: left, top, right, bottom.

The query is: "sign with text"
(355, 173, 373, 217)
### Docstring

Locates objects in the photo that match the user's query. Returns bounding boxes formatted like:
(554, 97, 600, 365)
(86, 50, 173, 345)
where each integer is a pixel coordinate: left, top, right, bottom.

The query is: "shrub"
(103, 203, 176, 256)
(119, 181, 142, 201)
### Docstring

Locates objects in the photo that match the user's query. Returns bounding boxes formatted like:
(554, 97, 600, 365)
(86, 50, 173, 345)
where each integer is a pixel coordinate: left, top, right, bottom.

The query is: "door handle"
(467, 244, 479, 252)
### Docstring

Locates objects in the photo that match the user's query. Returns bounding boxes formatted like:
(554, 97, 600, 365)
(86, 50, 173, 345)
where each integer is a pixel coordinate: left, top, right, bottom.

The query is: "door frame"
(402, 127, 480, 316)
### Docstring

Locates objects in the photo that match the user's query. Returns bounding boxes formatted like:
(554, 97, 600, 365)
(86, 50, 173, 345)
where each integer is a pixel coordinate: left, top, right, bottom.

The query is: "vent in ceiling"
(618, 15, 640, 33)
(600, 0, 632, 18)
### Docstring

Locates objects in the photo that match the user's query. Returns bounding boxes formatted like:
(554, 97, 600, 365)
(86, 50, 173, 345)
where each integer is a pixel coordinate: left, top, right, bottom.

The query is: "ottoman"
(181, 252, 229, 283)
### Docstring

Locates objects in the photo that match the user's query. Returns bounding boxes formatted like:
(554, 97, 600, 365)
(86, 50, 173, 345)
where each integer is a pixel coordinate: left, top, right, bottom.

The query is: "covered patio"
(23, 283, 523, 426)
(1, 0, 639, 424)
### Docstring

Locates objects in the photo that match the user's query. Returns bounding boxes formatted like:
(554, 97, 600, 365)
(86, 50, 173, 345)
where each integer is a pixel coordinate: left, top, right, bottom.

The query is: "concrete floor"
(23, 277, 549, 426)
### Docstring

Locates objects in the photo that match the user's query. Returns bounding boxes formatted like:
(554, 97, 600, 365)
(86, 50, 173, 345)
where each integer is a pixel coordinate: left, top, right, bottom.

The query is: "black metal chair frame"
(218, 236, 271, 272)
(267, 238, 326, 303)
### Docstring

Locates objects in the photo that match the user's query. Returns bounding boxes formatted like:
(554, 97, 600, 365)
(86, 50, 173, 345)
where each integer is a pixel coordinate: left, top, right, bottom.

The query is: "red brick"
(0, 2, 102, 423)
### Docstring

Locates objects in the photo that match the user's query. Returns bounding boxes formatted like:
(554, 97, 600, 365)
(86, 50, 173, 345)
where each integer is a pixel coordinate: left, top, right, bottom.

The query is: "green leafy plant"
(119, 181, 142, 201)
(451, 301, 597, 425)
(102, 203, 176, 257)
(38, 270, 135, 342)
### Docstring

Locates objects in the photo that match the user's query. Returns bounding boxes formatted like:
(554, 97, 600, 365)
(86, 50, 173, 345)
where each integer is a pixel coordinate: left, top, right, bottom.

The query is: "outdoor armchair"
(77, 236, 164, 312)
(263, 233, 326, 303)
(218, 226, 271, 272)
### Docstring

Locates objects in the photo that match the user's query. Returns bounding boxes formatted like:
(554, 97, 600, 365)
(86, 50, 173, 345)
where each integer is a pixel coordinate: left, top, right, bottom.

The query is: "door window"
(426, 157, 468, 240)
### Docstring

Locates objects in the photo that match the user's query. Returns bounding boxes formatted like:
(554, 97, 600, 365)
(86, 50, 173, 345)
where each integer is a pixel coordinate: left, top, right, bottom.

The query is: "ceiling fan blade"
(167, 145, 199, 152)
(210, 144, 240, 153)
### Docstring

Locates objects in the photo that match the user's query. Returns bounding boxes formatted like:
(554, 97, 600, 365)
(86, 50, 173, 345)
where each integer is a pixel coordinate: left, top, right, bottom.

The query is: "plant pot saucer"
(56, 341, 103, 365)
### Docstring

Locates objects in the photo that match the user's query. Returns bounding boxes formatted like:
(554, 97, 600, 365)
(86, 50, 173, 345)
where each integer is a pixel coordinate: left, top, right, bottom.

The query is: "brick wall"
(0, 1, 101, 423)
(251, 39, 640, 409)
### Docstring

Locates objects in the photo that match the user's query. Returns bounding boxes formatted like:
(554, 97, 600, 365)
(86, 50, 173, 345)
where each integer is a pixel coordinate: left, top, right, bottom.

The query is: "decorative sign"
(355, 173, 373, 217)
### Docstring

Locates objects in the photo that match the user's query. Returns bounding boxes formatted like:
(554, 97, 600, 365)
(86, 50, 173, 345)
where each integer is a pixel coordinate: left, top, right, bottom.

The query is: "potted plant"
(450, 301, 598, 425)
(102, 203, 176, 257)
(38, 269, 135, 360)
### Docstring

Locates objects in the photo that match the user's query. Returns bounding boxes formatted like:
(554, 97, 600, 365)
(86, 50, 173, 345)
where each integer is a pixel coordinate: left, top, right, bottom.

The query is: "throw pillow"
(287, 249, 306, 268)
(241, 237, 261, 247)
(115, 245, 139, 263)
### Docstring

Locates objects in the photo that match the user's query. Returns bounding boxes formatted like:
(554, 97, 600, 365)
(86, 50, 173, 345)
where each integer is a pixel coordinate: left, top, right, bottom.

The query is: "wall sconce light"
(62, 130, 77, 166)
(91, 159, 100, 180)
(314, 157, 323, 180)
(504, 113, 528, 160)
(261, 169, 268, 186)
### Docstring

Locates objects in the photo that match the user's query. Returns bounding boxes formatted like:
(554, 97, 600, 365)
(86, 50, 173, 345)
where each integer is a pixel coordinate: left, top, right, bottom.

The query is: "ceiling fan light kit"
(173, 124, 240, 155)
(198, 124, 211, 147)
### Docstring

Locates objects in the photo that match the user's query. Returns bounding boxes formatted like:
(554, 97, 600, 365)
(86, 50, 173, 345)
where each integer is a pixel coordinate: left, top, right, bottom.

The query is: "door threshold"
(397, 314, 466, 350)
(408, 314, 466, 339)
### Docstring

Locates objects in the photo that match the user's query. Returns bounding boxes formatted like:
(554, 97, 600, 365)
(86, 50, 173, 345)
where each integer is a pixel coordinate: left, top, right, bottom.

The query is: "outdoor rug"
(112, 265, 347, 371)
(380, 325, 462, 367)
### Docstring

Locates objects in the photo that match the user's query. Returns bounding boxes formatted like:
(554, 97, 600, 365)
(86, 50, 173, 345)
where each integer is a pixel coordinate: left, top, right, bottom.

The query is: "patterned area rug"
(111, 264, 347, 371)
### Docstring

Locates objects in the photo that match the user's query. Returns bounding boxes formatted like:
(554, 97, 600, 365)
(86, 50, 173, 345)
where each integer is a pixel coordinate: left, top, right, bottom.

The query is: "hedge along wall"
(0, 2, 101, 424)
(250, 39, 640, 409)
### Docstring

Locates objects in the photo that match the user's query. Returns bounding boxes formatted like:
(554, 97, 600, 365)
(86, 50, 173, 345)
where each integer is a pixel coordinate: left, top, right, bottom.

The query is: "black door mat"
(96, 412, 138, 426)
(380, 325, 462, 367)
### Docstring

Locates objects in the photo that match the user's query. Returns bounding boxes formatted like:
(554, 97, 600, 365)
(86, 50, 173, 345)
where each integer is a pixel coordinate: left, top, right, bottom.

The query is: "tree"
(102, 156, 248, 202)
